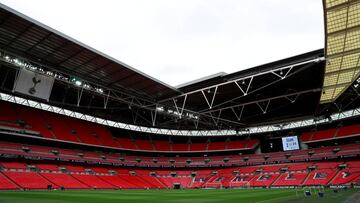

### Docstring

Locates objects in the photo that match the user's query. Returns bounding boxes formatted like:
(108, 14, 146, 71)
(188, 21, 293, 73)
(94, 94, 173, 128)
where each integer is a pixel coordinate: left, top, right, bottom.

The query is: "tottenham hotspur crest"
(28, 76, 41, 95)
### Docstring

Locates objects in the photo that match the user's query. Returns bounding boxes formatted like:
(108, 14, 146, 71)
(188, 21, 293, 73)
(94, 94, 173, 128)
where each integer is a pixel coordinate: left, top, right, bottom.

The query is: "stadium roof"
(0, 1, 359, 134)
(321, 0, 360, 103)
(0, 3, 179, 100)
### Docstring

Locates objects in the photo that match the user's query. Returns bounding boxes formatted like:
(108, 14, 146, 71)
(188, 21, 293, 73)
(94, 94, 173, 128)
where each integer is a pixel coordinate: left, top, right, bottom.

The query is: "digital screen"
(282, 136, 300, 151)
(261, 138, 283, 153)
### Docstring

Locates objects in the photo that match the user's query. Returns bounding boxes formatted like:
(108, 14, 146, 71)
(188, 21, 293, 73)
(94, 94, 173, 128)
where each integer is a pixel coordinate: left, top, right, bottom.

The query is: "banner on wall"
(13, 68, 54, 101)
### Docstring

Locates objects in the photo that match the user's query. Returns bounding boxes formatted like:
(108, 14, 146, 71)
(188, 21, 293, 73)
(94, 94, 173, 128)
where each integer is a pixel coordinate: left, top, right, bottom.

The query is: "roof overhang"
(321, 0, 360, 103)
(0, 3, 180, 100)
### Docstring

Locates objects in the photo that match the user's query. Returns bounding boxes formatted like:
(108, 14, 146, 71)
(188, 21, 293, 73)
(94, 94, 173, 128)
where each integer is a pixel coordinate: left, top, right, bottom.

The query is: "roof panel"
(326, 0, 348, 8)
(321, 0, 360, 103)
(100, 68, 134, 83)
(62, 50, 96, 68)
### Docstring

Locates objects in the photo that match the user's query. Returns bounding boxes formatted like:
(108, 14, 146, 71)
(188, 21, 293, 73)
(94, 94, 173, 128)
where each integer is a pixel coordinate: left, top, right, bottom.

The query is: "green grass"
(0, 189, 358, 203)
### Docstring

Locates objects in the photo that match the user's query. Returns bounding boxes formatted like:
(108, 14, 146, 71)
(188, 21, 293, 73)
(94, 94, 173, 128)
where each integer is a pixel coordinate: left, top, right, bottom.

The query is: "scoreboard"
(281, 136, 300, 151)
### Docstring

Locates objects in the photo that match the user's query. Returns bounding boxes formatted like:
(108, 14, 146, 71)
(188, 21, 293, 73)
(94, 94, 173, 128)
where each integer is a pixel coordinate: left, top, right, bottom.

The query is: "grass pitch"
(0, 189, 358, 203)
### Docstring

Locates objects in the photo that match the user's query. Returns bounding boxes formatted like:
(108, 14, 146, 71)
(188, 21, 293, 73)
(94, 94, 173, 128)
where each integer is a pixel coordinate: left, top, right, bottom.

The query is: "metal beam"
(25, 32, 53, 52)
(157, 57, 323, 105)
(56, 48, 85, 66)
(3, 24, 33, 48)
(1, 92, 359, 136)
(205, 88, 321, 114)
(199, 59, 322, 113)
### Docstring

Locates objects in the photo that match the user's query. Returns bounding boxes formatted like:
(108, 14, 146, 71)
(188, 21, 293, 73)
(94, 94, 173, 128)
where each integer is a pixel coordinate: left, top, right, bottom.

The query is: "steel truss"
(0, 49, 156, 109)
(0, 49, 248, 129)
(0, 48, 325, 130)
(1, 92, 360, 136)
(155, 56, 324, 110)
(148, 56, 325, 127)
(206, 88, 322, 118)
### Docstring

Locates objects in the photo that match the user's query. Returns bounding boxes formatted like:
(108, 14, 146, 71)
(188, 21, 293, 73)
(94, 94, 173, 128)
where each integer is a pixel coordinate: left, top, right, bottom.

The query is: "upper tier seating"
(208, 141, 226, 151)
(0, 102, 19, 128)
(301, 124, 360, 143)
(0, 101, 258, 152)
(135, 139, 154, 151)
(153, 140, 172, 151)
(337, 124, 360, 138)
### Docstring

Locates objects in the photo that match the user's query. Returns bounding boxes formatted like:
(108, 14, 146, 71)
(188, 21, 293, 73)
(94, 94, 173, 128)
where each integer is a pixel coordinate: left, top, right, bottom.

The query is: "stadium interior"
(0, 0, 359, 200)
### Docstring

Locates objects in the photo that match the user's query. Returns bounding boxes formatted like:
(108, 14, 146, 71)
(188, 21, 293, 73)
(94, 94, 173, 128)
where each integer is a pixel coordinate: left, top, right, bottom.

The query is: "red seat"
(337, 124, 360, 138)
(153, 140, 171, 151)
(208, 142, 226, 151)
(272, 172, 308, 186)
(40, 173, 89, 189)
(3, 171, 52, 189)
(0, 172, 19, 190)
(172, 143, 189, 151)
(135, 139, 154, 151)
(71, 174, 115, 189)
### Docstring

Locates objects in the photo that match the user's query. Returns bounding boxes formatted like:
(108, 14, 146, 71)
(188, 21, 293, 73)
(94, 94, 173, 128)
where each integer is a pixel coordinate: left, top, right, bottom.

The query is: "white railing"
(0, 92, 359, 136)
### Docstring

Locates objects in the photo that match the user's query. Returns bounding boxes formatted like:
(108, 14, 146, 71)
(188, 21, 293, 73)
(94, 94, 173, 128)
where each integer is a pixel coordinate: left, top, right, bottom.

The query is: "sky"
(0, 0, 324, 87)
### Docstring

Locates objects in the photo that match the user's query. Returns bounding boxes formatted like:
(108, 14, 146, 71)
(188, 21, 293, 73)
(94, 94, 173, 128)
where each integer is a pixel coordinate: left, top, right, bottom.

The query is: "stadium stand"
(0, 101, 261, 152)
(0, 61, 358, 190)
(1, 157, 358, 190)
(337, 125, 360, 138)
(70, 174, 115, 189)
(272, 172, 309, 186)
(0, 3, 359, 200)
(40, 173, 90, 189)
(0, 172, 19, 190)
(3, 171, 52, 189)
(300, 125, 360, 143)
(0, 140, 359, 168)
(0, 0, 359, 194)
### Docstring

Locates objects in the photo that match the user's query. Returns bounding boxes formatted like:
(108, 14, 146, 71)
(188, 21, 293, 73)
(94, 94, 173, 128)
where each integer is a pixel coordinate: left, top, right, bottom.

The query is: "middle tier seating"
(0, 140, 359, 168)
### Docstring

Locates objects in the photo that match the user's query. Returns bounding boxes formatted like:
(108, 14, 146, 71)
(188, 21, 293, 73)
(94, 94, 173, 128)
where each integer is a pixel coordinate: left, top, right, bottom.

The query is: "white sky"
(0, 0, 324, 87)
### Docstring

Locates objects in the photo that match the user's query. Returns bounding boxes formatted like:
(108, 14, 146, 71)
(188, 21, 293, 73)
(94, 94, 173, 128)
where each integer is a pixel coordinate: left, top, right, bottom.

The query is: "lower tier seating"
(3, 171, 52, 189)
(40, 173, 90, 189)
(0, 160, 359, 190)
(71, 174, 115, 189)
(0, 172, 19, 190)
(272, 172, 308, 186)
(98, 175, 138, 189)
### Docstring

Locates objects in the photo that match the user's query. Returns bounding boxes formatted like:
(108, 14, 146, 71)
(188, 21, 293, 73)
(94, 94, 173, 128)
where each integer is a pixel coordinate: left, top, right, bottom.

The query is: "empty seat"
(41, 173, 89, 189)
(0, 172, 19, 190)
(3, 171, 52, 189)
(71, 174, 115, 189)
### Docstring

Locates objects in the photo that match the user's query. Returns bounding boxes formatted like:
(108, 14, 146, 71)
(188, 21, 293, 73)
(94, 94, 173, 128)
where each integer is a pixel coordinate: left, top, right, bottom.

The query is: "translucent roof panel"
(321, 0, 360, 103)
